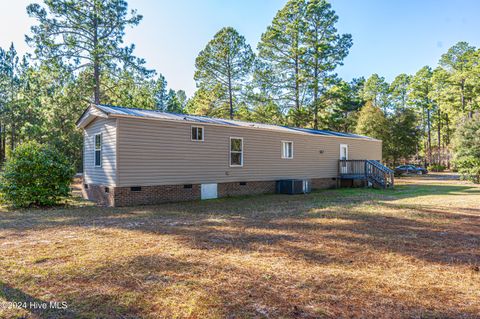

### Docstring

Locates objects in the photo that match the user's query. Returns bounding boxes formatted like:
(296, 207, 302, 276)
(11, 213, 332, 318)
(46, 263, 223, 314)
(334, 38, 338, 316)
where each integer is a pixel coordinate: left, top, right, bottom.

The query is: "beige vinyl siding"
(116, 117, 382, 187)
(89, 106, 107, 118)
(84, 118, 117, 186)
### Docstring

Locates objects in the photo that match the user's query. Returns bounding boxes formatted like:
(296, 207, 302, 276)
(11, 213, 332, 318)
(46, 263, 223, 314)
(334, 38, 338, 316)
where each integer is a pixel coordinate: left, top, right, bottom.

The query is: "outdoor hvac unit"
(276, 179, 311, 195)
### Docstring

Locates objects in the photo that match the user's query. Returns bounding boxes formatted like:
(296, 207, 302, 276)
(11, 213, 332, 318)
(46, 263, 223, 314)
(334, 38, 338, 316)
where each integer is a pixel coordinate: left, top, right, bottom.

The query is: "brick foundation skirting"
(113, 184, 201, 207)
(82, 183, 115, 206)
(340, 179, 366, 188)
(218, 181, 276, 198)
(311, 177, 337, 190)
(82, 177, 338, 207)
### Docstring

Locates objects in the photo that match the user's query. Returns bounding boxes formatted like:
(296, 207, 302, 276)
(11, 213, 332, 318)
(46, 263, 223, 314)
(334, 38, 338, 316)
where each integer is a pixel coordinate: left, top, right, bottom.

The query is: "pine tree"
(439, 42, 477, 117)
(194, 27, 255, 119)
(319, 78, 364, 132)
(102, 70, 156, 109)
(26, 0, 152, 104)
(165, 89, 184, 114)
(303, 0, 352, 129)
(0, 44, 23, 154)
(387, 107, 419, 165)
(187, 85, 227, 117)
(256, 0, 308, 126)
(362, 74, 389, 113)
(409, 66, 435, 166)
(153, 74, 168, 110)
(389, 74, 411, 109)
(176, 90, 188, 109)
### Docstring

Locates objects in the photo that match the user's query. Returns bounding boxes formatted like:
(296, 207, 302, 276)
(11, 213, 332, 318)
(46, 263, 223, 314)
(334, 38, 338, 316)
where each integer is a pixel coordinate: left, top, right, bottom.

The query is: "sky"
(1, 0, 479, 97)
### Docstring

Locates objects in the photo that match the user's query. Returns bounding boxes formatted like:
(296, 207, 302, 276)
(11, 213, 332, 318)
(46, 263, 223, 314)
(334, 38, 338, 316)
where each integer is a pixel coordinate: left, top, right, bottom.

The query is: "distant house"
(76, 104, 386, 207)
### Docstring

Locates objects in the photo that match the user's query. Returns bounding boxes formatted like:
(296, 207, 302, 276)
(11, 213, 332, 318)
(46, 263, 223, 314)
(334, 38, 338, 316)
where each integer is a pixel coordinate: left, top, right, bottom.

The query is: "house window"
(230, 137, 243, 167)
(191, 126, 204, 141)
(94, 134, 102, 167)
(281, 141, 293, 159)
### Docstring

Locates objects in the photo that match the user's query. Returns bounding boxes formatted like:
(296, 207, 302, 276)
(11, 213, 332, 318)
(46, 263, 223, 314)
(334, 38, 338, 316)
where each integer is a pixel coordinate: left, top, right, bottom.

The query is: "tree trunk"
(313, 61, 319, 130)
(93, 2, 100, 104)
(10, 124, 15, 151)
(418, 105, 424, 165)
(294, 54, 300, 127)
(445, 114, 450, 169)
(427, 108, 431, 166)
(437, 109, 441, 165)
(1, 127, 5, 162)
(228, 76, 233, 120)
(292, 30, 301, 127)
(0, 123, 3, 163)
(94, 62, 100, 104)
(312, 27, 320, 130)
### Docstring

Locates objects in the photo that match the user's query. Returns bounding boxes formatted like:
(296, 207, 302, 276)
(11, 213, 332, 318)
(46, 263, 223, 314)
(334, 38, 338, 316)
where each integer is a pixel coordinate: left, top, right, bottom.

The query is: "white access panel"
(201, 183, 218, 200)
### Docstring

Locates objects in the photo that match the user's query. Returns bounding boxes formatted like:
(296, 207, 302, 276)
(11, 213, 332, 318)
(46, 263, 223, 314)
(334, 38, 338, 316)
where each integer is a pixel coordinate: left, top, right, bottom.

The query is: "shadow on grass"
(0, 281, 76, 318)
(0, 183, 479, 266)
(42, 254, 479, 318)
(1, 181, 479, 317)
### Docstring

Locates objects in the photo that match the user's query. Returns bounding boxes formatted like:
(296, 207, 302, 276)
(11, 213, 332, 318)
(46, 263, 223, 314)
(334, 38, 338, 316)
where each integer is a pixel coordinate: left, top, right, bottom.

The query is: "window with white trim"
(191, 126, 204, 141)
(94, 133, 102, 167)
(230, 137, 243, 167)
(281, 141, 293, 159)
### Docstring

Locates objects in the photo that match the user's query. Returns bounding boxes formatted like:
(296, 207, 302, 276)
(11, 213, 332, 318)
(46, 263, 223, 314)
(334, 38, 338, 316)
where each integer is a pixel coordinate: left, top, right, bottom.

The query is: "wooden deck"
(338, 160, 395, 189)
(338, 159, 367, 180)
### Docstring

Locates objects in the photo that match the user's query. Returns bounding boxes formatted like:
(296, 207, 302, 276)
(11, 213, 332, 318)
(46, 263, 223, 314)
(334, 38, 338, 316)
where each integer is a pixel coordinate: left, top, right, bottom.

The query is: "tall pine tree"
(26, 0, 152, 104)
(194, 27, 255, 119)
(303, 0, 352, 129)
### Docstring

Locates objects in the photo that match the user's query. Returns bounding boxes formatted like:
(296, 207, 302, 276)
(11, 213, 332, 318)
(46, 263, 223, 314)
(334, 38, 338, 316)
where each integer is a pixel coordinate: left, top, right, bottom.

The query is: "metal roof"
(92, 104, 378, 141)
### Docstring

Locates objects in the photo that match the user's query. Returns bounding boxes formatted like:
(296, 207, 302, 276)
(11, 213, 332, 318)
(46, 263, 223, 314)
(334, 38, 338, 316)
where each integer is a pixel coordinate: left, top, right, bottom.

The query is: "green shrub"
(0, 141, 75, 207)
(428, 164, 446, 172)
(453, 115, 480, 184)
(455, 156, 480, 184)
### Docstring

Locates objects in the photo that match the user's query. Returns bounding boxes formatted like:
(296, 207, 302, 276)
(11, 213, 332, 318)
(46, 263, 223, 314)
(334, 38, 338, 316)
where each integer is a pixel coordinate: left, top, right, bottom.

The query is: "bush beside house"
(0, 141, 75, 207)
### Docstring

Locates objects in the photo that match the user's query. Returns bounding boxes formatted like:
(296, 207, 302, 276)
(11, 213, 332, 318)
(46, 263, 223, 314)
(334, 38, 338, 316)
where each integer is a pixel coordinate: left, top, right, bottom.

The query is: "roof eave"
(75, 104, 109, 128)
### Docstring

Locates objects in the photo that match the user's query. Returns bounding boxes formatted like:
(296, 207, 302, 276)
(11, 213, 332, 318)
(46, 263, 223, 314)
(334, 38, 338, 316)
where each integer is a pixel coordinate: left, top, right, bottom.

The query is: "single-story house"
(76, 104, 387, 207)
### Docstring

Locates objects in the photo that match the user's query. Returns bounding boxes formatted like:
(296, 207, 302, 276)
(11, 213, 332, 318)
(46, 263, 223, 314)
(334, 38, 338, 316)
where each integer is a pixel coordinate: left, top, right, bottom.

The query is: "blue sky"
(1, 0, 479, 96)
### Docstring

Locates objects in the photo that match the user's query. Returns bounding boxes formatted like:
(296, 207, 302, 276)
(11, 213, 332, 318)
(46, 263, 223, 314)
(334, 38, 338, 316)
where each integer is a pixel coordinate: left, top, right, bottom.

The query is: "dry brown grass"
(0, 175, 479, 318)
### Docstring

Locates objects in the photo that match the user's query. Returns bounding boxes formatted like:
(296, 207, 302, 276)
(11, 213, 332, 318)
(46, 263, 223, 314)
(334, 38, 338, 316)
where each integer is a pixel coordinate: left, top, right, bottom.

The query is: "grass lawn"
(0, 175, 479, 318)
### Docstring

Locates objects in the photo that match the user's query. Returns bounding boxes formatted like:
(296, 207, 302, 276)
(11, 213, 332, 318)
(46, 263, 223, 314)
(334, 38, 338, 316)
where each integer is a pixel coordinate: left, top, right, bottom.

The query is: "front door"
(340, 144, 348, 174)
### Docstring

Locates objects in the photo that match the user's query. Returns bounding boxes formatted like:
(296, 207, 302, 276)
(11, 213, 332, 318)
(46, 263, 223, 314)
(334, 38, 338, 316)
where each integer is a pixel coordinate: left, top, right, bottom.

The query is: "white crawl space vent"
(201, 183, 218, 200)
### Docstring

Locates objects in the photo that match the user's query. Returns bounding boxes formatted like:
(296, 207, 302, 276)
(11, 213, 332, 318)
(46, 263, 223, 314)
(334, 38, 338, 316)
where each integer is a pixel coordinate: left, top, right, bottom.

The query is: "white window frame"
(94, 133, 102, 167)
(281, 141, 293, 159)
(229, 137, 243, 167)
(191, 125, 204, 141)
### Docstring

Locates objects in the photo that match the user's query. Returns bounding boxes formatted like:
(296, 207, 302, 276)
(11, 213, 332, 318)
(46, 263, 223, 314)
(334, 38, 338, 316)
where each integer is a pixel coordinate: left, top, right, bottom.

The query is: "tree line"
(0, 0, 479, 176)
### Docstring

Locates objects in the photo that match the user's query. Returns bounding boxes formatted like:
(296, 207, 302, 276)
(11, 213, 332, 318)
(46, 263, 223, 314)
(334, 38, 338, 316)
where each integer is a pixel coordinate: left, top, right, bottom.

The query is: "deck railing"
(338, 160, 394, 189)
(338, 159, 366, 177)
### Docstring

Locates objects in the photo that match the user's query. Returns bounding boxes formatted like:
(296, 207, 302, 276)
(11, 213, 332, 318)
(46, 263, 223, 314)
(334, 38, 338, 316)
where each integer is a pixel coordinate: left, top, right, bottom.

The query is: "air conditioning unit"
(276, 179, 311, 194)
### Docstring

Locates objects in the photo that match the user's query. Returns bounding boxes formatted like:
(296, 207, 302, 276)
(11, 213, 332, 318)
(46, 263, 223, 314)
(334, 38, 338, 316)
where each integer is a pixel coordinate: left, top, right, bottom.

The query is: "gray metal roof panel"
(95, 104, 378, 140)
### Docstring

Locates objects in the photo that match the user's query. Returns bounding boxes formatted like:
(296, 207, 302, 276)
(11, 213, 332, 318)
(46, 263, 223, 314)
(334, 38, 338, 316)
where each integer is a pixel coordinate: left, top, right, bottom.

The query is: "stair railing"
(365, 160, 394, 189)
